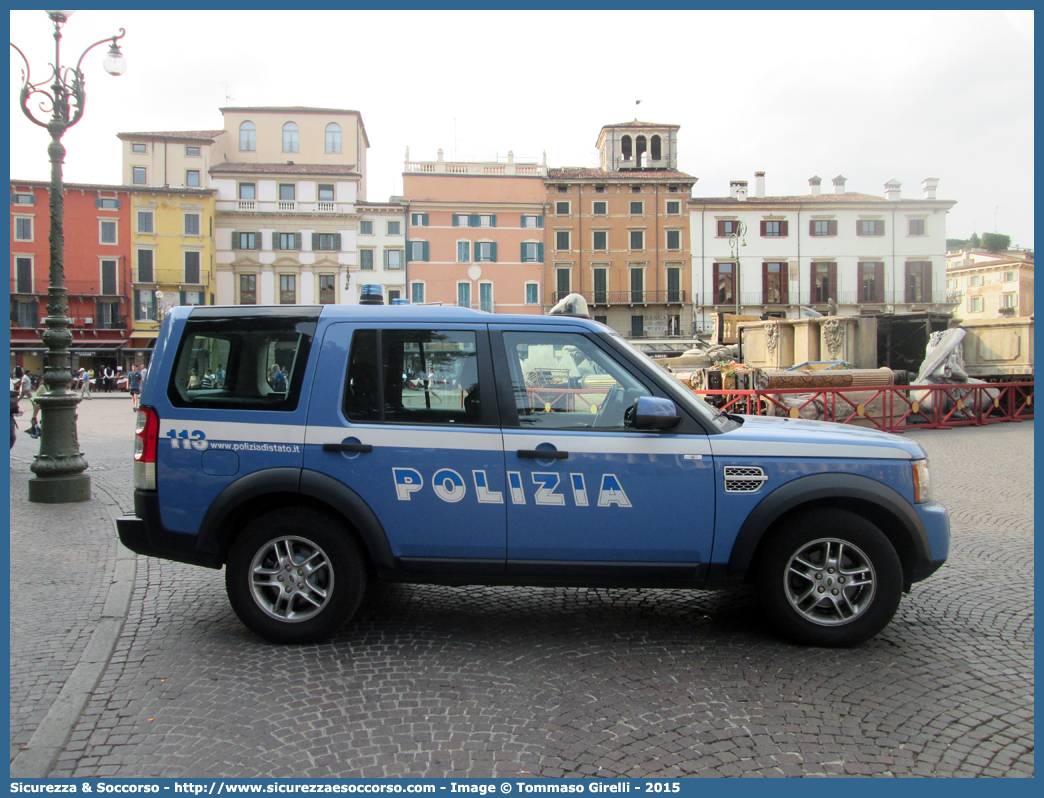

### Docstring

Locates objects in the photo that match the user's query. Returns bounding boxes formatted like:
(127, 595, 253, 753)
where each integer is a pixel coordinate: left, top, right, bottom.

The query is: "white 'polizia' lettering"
(392, 468, 630, 508)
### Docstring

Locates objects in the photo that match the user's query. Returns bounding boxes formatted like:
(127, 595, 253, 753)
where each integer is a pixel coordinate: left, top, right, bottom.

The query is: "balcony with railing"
(706, 290, 964, 309)
(222, 199, 353, 214)
(553, 290, 687, 306)
(404, 150, 547, 177)
(11, 279, 126, 298)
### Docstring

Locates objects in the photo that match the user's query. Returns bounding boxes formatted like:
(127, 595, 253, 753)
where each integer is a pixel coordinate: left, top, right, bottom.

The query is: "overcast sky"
(9, 9, 1035, 248)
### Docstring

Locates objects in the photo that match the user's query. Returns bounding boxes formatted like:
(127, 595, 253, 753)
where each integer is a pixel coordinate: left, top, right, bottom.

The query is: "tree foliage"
(981, 232, 1011, 252)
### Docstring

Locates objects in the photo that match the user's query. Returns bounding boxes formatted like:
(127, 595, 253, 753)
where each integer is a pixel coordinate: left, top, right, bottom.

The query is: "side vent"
(724, 466, 767, 493)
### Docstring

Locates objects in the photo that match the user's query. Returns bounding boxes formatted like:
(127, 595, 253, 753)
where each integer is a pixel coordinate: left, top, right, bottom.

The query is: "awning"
(9, 340, 128, 353)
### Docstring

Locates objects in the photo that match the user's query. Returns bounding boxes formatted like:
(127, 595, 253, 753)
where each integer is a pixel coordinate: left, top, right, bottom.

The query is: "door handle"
(322, 443, 373, 453)
(517, 449, 567, 460)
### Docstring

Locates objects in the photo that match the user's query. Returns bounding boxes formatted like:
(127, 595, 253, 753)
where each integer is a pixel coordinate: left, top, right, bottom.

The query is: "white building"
(353, 201, 407, 304)
(689, 174, 958, 332)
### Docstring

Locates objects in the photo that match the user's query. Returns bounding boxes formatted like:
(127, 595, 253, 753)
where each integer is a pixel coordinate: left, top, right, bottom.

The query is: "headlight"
(912, 459, 932, 503)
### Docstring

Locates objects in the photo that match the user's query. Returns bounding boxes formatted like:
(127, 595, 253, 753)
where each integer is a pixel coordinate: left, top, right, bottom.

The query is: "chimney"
(754, 171, 766, 198)
(730, 180, 748, 201)
(922, 177, 939, 200)
(809, 175, 822, 195)
(833, 175, 847, 195)
(884, 179, 901, 201)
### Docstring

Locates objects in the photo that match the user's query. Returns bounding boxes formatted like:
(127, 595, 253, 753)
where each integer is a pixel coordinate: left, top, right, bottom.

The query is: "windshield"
(606, 332, 731, 429)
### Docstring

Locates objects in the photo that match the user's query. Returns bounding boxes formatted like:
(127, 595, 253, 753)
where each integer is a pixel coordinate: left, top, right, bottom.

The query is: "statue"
(912, 328, 996, 416)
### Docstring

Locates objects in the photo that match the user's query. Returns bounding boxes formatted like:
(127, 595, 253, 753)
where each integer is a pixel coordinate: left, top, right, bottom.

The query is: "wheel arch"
(196, 467, 395, 572)
(727, 472, 931, 592)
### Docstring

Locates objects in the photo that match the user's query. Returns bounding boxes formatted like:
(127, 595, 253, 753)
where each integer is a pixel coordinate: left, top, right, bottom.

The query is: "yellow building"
(126, 187, 217, 360)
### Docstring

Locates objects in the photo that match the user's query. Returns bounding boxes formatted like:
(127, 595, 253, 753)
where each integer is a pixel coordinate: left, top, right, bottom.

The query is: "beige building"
(946, 249, 1034, 320)
(118, 129, 226, 190)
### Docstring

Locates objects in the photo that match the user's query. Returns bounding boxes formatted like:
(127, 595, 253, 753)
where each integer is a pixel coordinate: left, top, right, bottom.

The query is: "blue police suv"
(117, 302, 949, 646)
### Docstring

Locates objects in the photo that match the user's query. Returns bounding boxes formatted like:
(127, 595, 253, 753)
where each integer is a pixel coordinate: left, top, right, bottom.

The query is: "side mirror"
(626, 396, 681, 430)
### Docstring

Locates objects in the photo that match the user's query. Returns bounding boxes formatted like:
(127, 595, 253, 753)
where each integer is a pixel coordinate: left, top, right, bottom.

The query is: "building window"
(812, 262, 837, 303)
(629, 201, 644, 215)
(1002, 271, 1015, 282)
(100, 260, 117, 296)
(14, 217, 33, 241)
(631, 185, 641, 193)
(131, 142, 147, 153)
(593, 268, 607, 304)
(762, 262, 788, 304)
(239, 121, 256, 151)
(314, 233, 340, 251)
(238, 183, 255, 200)
(479, 282, 494, 313)
(666, 200, 680, 215)
(477, 214, 495, 227)
(594, 315, 608, 325)
(318, 184, 335, 203)
(137, 210, 154, 233)
(410, 212, 428, 226)
(135, 288, 157, 321)
(521, 242, 543, 263)
(12, 299, 37, 327)
(909, 218, 926, 236)
(556, 201, 570, 215)
(629, 268, 643, 303)
(132, 167, 146, 185)
(97, 197, 120, 209)
(969, 296, 983, 313)
(594, 185, 605, 193)
(11, 193, 35, 205)
(525, 283, 539, 305)
(454, 214, 471, 227)
(184, 214, 200, 236)
(858, 261, 884, 303)
(630, 315, 644, 337)
(967, 274, 983, 287)
(97, 300, 119, 329)
(359, 220, 373, 235)
(14, 257, 32, 294)
(557, 185, 568, 193)
(411, 282, 425, 304)
(667, 267, 681, 303)
(522, 214, 542, 228)
(762, 220, 787, 237)
(325, 123, 341, 154)
(137, 249, 154, 283)
(713, 263, 734, 304)
(475, 241, 496, 262)
(408, 241, 428, 261)
(278, 184, 295, 202)
(277, 232, 298, 250)
(905, 261, 931, 303)
(555, 231, 570, 251)
(282, 122, 299, 153)
(235, 232, 258, 250)
(180, 290, 204, 307)
(857, 219, 884, 236)
(629, 230, 644, 250)
(810, 219, 837, 236)
(457, 282, 471, 309)
(184, 251, 201, 284)
(385, 249, 403, 270)
(592, 201, 607, 216)
(186, 146, 200, 157)
(98, 219, 117, 244)
(716, 220, 740, 237)
(319, 274, 336, 304)
(186, 170, 201, 187)
(239, 275, 257, 305)
(457, 241, 471, 262)
(1002, 293, 1018, 309)
(593, 230, 607, 251)
(387, 289, 401, 304)
(556, 268, 570, 300)
(279, 274, 296, 304)
(359, 249, 374, 270)
(387, 220, 401, 235)
(666, 230, 680, 250)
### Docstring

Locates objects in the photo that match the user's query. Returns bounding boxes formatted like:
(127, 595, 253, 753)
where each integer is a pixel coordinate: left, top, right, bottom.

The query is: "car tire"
(756, 508, 903, 647)
(225, 508, 366, 644)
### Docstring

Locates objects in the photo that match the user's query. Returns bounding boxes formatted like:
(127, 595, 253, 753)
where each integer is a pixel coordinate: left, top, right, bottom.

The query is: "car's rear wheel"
(226, 508, 365, 644)
(757, 508, 903, 647)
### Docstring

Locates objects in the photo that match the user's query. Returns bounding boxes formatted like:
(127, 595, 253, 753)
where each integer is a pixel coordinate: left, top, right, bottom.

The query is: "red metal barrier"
(692, 382, 1033, 433)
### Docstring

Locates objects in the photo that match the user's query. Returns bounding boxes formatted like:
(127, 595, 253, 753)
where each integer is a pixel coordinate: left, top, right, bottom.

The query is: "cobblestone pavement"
(9, 397, 1034, 777)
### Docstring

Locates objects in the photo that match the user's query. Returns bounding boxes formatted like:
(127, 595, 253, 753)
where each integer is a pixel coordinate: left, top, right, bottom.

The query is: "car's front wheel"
(757, 508, 903, 647)
(226, 508, 365, 644)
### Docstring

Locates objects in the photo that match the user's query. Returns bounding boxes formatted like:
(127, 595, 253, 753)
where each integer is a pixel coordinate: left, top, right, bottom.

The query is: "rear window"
(167, 314, 316, 411)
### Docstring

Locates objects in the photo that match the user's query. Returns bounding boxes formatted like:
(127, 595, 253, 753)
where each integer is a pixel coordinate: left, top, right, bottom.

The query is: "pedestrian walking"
(10, 375, 20, 450)
(25, 381, 45, 439)
(128, 365, 143, 411)
(19, 369, 33, 400)
(78, 367, 92, 399)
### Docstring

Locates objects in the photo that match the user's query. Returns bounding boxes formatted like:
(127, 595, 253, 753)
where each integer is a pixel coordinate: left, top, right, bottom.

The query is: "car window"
(502, 331, 650, 430)
(345, 329, 482, 425)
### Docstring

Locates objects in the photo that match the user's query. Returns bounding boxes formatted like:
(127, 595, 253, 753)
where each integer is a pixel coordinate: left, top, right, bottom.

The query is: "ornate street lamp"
(11, 11, 127, 503)
(729, 221, 747, 317)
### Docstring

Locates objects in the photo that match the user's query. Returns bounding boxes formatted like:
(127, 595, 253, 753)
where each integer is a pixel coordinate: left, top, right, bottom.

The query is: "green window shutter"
(179, 291, 186, 306)
(273, 234, 281, 251)
(423, 241, 429, 261)
(231, 231, 239, 250)
(521, 215, 527, 228)
(469, 214, 479, 227)
(334, 233, 341, 250)
(405, 240, 411, 262)
(491, 215, 497, 228)
(537, 242, 544, 262)
(521, 242, 527, 262)
(312, 232, 320, 250)
(383, 249, 389, 268)
(255, 234, 262, 250)
(537, 215, 544, 228)
(491, 242, 497, 262)
(452, 215, 458, 227)
(422, 213, 429, 226)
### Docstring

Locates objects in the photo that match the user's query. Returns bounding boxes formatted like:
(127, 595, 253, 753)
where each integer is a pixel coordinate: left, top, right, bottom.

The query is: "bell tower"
(595, 120, 680, 172)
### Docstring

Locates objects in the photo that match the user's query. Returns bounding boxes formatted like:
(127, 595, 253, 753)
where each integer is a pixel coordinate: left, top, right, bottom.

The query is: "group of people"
(267, 364, 287, 392)
(187, 364, 225, 391)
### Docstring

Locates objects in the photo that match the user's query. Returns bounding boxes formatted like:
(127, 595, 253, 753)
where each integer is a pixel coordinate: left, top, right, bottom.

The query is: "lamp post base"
(28, 473, 91, 503)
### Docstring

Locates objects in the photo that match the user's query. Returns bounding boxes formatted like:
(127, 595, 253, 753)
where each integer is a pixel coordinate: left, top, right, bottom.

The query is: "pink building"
(402, 150, 547, 313)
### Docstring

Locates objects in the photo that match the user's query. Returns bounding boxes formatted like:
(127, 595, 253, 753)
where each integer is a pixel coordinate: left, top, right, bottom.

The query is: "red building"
(10, 181, 133, 378)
